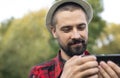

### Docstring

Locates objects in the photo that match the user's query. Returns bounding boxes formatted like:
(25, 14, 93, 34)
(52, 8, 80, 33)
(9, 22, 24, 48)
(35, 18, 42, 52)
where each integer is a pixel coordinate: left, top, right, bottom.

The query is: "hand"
(60, 55, 99, 78)
(99, 61, 120, 78)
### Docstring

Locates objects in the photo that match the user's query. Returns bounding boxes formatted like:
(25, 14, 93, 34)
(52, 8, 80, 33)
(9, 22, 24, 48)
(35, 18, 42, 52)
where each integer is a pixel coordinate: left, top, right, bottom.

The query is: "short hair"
(51, 2, 87, 27)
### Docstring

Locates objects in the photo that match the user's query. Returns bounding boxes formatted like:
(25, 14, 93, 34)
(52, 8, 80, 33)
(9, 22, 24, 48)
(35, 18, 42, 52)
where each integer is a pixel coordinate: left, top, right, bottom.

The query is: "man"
(29, 0, 120, 78)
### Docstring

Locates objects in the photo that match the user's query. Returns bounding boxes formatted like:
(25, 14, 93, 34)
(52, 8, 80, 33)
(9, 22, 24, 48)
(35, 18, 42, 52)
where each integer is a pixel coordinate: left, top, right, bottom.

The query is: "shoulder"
(35, 59, 56, 70)
(29, 58, 56, 77)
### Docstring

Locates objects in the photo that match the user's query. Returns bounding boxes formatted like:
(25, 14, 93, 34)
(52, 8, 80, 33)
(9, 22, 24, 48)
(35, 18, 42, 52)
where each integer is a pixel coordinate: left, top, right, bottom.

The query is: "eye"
(77, 24, 86, 31)
(61, 26, 72, 33)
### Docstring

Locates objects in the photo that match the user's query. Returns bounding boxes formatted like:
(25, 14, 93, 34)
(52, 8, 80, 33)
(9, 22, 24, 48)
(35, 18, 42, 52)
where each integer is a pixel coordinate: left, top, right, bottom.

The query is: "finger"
(65, 55, 78, 66)
(66, 55, 96, 66)
(107, 61, 120, 77)
(32, 75, 36, 78)
(76, 55, 97, 65)
(100, 61, 118, 78)
(98, 72, 103, 78)
(78, 67, 99, 77)
(87, 74, 98, 78)
(99, 65, 110, 78)
(66, 55, 78, 62)
(78, 61, 98, 71)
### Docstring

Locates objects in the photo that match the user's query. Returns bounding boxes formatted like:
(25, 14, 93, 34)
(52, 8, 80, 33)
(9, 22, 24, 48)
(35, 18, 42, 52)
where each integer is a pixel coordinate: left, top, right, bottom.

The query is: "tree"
(0, 9, 55, 78)
(87, 0, 106, 53)
(0, 18, 14, 47)
(94, 23, 120, 54)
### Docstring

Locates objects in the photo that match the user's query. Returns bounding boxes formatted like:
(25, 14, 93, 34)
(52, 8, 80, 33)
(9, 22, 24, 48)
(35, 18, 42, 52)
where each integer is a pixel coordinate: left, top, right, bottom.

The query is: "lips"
(71, 42, 82, 47)
(68, 39, 85, 46)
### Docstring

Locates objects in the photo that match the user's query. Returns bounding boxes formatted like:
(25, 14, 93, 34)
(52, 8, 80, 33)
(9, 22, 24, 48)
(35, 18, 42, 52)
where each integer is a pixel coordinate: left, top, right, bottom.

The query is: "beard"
(58, 38, 87, 57)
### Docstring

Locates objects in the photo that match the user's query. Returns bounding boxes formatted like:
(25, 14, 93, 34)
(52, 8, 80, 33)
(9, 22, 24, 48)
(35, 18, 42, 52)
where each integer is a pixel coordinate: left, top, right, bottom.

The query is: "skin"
(51, 9, 99, 78)
(99, 61, 120, 78)
(51, 9, 120, 78)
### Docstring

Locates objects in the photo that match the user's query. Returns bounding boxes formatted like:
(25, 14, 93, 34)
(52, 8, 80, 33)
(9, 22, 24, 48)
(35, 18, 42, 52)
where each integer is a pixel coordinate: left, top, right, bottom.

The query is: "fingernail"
(92, 55, 97, 60)
(79, 55, 82, 58)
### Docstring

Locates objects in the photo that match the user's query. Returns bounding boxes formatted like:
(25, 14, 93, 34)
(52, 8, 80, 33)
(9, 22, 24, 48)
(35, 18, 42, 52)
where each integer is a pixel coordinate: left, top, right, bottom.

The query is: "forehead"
(55, 9, 87, 27)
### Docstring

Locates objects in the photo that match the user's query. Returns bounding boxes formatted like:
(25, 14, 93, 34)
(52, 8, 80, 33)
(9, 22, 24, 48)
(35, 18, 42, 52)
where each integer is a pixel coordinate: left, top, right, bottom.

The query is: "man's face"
(52, 9, 88, 57)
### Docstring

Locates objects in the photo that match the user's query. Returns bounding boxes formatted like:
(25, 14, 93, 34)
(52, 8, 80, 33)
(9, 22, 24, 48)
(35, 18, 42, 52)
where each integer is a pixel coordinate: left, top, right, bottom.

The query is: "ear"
(51, 27, 57, 38)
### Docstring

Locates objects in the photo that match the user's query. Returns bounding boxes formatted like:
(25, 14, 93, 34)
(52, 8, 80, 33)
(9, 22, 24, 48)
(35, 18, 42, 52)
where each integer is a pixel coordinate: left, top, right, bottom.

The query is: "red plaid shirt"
(29, 51, 89, 78)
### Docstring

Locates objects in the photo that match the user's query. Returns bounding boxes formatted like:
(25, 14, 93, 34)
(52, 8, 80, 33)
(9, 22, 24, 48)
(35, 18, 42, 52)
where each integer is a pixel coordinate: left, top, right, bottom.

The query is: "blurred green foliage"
(94, 23, 120, 54)
(0, 0, 119, 78)
(0, 9, 56, 78)
(86, 0, 106, 53)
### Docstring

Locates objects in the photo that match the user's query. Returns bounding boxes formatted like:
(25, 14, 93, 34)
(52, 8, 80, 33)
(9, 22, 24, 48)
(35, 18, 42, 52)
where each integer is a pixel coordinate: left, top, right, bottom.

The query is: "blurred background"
(0, 0, 120, 78)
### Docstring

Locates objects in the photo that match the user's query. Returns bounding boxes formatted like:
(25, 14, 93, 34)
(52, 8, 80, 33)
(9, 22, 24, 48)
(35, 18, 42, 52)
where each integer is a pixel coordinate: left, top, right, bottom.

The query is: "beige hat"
(46, 0, 93, 32)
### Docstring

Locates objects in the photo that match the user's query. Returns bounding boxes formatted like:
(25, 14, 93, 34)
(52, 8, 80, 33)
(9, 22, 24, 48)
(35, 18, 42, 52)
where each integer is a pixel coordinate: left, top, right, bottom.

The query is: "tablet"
(96, 54, 120, 66)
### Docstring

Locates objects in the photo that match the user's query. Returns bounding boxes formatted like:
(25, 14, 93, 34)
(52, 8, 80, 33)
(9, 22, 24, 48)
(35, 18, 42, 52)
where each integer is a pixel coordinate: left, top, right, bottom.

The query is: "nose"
(71, 29, 80, 39)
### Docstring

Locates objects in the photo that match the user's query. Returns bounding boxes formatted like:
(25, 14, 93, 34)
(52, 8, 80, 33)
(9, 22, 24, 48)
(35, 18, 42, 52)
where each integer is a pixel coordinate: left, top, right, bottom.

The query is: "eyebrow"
(60, 25, 72, 29)
(77, 23, 86, 26)
(60, 22, 87, 28)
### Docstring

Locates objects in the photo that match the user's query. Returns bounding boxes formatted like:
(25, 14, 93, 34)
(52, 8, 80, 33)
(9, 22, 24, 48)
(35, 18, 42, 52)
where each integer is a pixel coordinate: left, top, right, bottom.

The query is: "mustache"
(68, 38, 85, 45)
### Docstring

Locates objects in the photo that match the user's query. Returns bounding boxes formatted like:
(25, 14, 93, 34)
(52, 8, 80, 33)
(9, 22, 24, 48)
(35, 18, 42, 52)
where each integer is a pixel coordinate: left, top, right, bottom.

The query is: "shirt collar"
(54, 51, 64, 78)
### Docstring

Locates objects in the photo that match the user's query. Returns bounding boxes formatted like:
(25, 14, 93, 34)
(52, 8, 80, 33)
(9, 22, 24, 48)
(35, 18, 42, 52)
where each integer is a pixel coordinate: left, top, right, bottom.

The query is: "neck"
(60, 49, 71, 61)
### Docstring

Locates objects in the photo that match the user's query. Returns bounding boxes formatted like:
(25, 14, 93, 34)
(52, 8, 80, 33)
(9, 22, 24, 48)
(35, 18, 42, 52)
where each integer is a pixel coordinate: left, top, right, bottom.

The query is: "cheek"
(85, 31, 88, 40)
(57, 33, 70, 45)
(82, 30, 88, 40)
